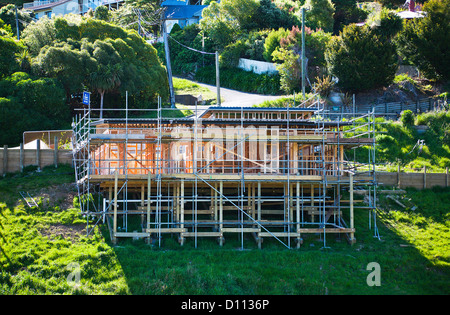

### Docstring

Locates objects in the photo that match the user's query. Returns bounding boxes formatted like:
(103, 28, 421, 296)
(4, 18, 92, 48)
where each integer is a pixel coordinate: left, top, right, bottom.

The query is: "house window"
(45, 11, 52, 18)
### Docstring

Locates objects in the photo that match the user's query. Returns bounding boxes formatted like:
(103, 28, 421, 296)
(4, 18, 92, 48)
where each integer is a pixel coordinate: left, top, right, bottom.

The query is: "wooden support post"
(257, 181, 262, 249)
(108, 186, 112, 211)
(349, 173, 355, 244)
(252, 183, 255, 220)
(140, 184, 145, 226)
(296, 182, 301, 248)
(311, 184, 314, 223)
(36, 139, 41, 171)
(2, 145, 7, 177)
(446, 167, 449, 187)
(219, 180, 223, 246)
(180, 179, 185, 246)
(289, 183, 294, 231)
(20, 143, 24, 172)
(146, 172, 151, 244)
(423, 166, 427, 189)
(214, 182, 218, 229)
(113, 171, 118, 244)
(397, 164, 401, 188)
(176, 182, 180, 224)
(54, 136, 58, 168)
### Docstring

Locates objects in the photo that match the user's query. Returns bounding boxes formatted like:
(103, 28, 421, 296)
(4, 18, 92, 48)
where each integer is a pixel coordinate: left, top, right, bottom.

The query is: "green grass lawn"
(0, 166, 448, 294)
(173, 77, 220, 105)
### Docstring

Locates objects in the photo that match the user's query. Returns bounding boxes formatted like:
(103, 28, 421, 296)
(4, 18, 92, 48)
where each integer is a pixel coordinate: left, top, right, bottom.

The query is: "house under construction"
(71, 98, 379, 249)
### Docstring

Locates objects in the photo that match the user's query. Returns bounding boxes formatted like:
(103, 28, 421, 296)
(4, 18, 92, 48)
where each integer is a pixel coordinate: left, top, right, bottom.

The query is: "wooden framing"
(72, 106, 377, 248)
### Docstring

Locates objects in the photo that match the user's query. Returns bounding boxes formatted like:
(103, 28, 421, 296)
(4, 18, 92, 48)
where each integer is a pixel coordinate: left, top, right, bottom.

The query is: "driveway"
(192, 81, 285, 107)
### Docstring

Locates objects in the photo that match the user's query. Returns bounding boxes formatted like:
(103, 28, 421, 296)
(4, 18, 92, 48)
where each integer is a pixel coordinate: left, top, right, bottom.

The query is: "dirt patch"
(27, 183, 78, 210)
(355, 79, 443, 106)
(40, 224, 86, 242)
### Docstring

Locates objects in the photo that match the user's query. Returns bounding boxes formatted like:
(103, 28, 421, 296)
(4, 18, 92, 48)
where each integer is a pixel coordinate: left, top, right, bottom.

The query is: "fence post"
(2, 145, 7, 177)
(446, 167, 448, 187)
(423, 166, 427, 189)
(54, 136, 58, 168)
(397, 164, 401, 188)
(20, 143, 24, 172)
(36, 139, 41, 172)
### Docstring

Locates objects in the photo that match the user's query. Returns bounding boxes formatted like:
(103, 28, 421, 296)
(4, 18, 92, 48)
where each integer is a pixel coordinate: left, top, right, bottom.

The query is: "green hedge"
(194, 66, 281, 95)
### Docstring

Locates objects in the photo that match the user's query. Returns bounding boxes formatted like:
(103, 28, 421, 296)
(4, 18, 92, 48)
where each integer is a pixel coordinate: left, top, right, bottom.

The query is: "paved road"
(190, 81, 285, 107)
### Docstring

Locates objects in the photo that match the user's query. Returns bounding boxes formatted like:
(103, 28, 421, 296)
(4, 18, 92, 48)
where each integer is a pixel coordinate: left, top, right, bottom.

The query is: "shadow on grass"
(105, 201, 450, 295)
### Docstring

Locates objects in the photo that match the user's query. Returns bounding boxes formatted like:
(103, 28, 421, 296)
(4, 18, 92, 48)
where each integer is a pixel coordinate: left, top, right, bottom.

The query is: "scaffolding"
(71, 97, 379, 249)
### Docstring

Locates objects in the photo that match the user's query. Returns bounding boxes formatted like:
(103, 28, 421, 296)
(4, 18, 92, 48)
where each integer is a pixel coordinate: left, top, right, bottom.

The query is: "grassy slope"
(348, 110, 450, 172)
(0, 166, 448, 295)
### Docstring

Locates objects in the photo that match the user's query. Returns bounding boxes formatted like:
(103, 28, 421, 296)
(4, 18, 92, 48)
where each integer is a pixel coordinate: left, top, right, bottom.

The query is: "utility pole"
(138, 10, 141, 37)
(301, 7, 306, 99)
(15, 5, 20, 40)
(215, 51, 221, 106)
(163, 21, 175, 108)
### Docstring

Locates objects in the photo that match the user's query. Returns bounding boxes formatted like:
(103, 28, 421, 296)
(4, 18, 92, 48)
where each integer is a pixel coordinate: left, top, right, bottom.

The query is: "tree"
(0, 32, 22, 78)
(302, 0, 335, 33)
(89, 63, 122, 119)
(0, 2, 32, 38)
(94, 5, 111, 22)
(332, 0, 367, 34)
(396, 0, 450, 81)
(23, 16, 168, 111)
(199, 0, 242, 50)
(325, 24, 398, 92)
(32, 42, 96, 100)
(21, 16, 57, 56)
(263, 27, 290, 62)
(367, 8, 403, 39)
(252, 0, 299, 30)
(0, 72, 67, 146)
(272, 47, 301, 94)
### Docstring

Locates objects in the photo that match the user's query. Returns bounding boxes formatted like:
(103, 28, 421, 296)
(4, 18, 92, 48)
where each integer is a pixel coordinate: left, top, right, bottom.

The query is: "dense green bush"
(195, 66, 281, 95)
(401, 110, 415, 128)
(168, 24, 215, 75)
(301, 0, 335, 33)
(263, 27, 289, 62)
(367, 8, 403, 40)
(220, 40, 246, 68)
(0, 72, 68, 146)
(0, 33, 22, 78)
(325, 24, 398, 93)
(396, 0, 450, 81)
(332, 0, 367, 34)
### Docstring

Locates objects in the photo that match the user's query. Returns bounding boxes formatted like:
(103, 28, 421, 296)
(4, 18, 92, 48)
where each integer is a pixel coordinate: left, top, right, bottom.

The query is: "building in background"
(23, 0, 123, 19)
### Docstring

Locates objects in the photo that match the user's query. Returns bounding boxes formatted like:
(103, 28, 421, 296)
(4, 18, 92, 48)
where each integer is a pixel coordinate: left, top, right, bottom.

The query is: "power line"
(168, 34, 215, 55)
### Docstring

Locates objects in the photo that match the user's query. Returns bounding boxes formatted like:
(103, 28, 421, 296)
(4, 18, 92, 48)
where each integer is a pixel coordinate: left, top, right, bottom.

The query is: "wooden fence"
(332, 97, 446, 118)
(377, 167, 450, 190)
(1, 141, 72, 175)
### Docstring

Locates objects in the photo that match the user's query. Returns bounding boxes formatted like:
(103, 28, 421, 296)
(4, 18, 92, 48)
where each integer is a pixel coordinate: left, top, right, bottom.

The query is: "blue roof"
(164, 5, 207, 20)
(161, 0, 189, 6)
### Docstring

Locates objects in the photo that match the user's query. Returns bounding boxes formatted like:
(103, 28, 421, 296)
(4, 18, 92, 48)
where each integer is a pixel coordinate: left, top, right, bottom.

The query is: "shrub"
(195, 66, 281, 95)
(263, 28, 289, 62)
(220, 40, 246, 68)
(396, 0, 450, 81)
(314, 75, 334, 97)
(401, 110, 415, 128)
(325, 24, 398, 93)
(301, 0, 335, 33)
(367, 8, 403, 39)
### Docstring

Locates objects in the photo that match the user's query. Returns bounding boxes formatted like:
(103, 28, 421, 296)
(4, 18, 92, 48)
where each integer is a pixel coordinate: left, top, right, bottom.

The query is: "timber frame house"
(72, 98, 379, 249)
